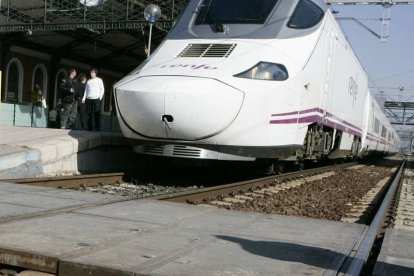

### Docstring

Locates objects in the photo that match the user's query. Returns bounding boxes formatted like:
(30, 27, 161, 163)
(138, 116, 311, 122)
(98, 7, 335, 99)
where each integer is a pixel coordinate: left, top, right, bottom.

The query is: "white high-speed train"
(114, 0, 400, 167)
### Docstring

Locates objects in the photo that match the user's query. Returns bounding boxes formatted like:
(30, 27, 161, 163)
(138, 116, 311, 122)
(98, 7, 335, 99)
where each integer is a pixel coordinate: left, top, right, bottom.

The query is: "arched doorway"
(5, 58, 24, 102)
(53, 69, 67, 108)
(32, 64, 48, 103)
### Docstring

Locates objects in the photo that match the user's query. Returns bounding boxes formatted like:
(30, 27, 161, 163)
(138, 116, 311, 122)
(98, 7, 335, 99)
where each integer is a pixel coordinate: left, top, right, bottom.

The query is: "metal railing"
(0, 101, 48, 127)
(0, 0, 187, 33)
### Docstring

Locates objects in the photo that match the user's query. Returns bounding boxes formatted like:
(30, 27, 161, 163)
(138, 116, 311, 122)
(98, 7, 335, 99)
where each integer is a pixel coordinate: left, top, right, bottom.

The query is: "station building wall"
(1, 46, 122, 132)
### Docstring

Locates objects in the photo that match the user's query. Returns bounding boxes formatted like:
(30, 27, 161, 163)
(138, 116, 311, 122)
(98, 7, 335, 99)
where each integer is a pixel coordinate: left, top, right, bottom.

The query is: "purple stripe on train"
(269, 115, 362, 137)
(271, 107, 323, 117)
(271, 107, 362, 131)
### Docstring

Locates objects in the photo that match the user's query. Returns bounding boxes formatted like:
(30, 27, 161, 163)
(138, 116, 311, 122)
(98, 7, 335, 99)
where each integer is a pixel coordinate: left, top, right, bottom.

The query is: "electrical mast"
(327, 0, 414, 42)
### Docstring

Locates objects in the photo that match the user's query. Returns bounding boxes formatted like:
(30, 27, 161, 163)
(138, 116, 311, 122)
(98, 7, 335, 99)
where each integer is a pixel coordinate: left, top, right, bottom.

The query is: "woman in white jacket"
(82, 67, 104, 131)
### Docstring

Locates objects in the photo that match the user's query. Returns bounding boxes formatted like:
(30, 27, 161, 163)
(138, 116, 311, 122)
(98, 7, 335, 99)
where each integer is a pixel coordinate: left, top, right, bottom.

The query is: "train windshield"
(195, 0, 279, 25)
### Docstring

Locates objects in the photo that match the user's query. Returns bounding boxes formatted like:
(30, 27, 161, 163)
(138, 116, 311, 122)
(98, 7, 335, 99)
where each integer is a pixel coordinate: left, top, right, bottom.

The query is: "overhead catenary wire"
(374, 69, 414, 81)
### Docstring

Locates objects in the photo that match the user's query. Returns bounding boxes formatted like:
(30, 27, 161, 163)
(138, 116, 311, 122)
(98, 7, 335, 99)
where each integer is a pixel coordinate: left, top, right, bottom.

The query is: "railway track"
(154, 162, 359, 203)
(0, 162, 358, 200)
(393, 166, 414, 231)
(0, 173, 124, 188)
(343, 160, 405, 275)
(0, 159, 410, 275)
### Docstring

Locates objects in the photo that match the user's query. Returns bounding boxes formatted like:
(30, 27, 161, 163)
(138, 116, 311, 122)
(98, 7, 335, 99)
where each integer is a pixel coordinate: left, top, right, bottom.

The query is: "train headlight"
(234, 62, 288, 81)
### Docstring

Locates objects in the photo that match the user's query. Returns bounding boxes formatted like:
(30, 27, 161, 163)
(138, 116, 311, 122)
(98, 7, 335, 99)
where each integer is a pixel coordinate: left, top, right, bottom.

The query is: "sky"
(332, 4, 414, 103)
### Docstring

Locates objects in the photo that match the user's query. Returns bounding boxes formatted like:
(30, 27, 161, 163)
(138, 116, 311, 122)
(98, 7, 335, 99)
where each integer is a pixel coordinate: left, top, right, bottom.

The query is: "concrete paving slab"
(0, 182, 123, 220)
(0, 145, 42, 178)
(0, 182, 56, 193)
(74, 199, 213, 225)
(25, 143, 59, 163)
(0, 202, 44, 217)
(373, 228, 414, 276)
(145, 233, 338, 276)
(0, 125, 69, 145)
(0, 212, 159, 255)
(59, 207, 365, 276)
(0, 182, 122, 203)
(0, 144, 27, 157)
(0, 191, 88, 208)
(0, 184, 368, 276)
(43, 189, 127, 202)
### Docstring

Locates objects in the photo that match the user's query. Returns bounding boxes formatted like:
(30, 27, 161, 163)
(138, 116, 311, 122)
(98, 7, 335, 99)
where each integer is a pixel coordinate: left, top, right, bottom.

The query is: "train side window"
(374, 118, 380, 134)
(287, 0, 324, 29)
(381, 126, 387, 138)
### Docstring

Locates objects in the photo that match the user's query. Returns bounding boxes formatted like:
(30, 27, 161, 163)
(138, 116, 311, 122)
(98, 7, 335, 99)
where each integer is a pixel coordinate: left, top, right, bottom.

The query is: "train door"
(360, 93, 372, 155)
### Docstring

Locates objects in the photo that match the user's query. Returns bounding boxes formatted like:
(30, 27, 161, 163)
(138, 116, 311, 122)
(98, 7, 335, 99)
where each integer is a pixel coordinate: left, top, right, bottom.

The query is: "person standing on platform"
(75, 73, 87, 129)
(82, 68, 104, 131)
(59, 68, 77, 129)
(35, 84, 47, 108)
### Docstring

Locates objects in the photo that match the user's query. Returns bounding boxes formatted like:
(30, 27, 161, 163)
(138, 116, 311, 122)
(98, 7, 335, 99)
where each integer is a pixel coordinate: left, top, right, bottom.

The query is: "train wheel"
(265, 162, 275, 175)
(273, 162, 285, 175)
(254, 160, 275, 175)
(295, 161, 304, 171)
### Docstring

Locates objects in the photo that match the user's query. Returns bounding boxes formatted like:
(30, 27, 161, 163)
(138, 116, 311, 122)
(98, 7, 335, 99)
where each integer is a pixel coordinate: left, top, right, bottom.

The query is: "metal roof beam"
(0, 20, 174, 33)
(385, 109, 403, 123)
(405, 114, 414, 123)
(0, 0, 185, 33)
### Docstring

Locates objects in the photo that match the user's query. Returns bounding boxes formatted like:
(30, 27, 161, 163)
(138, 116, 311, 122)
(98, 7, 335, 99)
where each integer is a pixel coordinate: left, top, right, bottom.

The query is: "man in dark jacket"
(75, 73, 87, 129)
(59, 68, 77, 129)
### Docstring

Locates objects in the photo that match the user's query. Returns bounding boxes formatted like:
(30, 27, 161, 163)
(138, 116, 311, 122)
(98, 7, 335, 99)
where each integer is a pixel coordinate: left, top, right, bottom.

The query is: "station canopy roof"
(0, 0, 186, 74)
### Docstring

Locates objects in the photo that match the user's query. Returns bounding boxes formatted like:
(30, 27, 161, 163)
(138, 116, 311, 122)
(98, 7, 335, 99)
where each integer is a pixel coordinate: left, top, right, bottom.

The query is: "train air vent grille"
(177, 44, 236, 58)
(143, 145, 164, 155)
(172, 145, 202, 157)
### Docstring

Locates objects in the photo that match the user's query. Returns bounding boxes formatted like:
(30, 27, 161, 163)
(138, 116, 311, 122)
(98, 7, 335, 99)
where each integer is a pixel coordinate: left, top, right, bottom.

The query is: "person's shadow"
(215, 235, 346, 270)
(215, 235, 414, 275)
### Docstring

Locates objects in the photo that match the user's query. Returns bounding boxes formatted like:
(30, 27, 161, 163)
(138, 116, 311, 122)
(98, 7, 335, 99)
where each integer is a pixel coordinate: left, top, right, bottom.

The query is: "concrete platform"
(0, 182, 368, 276)
(0, 125, 139, 178)
(373, 228, 414, 276)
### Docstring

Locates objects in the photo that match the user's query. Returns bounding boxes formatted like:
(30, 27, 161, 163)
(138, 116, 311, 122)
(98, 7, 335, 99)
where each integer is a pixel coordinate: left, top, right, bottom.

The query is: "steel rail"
(345, 160, 405, 275)
(0, 172, 124, 188)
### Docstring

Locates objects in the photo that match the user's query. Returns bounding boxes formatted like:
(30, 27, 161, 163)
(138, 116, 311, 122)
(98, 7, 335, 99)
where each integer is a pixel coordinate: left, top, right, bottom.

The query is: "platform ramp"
(0, 125, 135, 178)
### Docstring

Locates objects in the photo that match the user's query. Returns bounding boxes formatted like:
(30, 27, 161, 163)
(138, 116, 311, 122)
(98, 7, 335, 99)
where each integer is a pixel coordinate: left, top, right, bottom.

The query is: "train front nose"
(115, 76, 244, 140)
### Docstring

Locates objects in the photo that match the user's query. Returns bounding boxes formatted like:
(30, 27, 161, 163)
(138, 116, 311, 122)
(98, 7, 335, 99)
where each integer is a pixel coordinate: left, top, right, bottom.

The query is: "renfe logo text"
(160, 64, 218, 70)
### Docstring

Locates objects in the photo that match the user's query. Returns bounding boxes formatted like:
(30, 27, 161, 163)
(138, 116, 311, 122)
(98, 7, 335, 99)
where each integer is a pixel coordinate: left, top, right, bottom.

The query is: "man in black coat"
(59, 68, 77, 129)
(75, 73, 87, 130)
